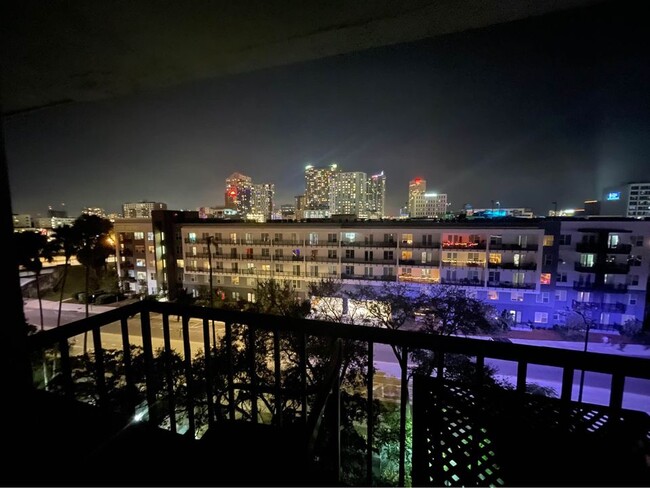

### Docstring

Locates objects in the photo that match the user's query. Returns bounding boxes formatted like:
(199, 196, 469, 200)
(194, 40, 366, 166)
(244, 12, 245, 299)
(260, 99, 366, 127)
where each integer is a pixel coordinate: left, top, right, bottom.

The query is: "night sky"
(4, 2, 649, 217)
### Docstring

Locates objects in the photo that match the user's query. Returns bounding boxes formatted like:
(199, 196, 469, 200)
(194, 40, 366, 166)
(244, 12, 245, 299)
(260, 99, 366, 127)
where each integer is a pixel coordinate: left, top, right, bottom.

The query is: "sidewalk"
(23, 298, 116, 315)
(510, 338, 650, 358)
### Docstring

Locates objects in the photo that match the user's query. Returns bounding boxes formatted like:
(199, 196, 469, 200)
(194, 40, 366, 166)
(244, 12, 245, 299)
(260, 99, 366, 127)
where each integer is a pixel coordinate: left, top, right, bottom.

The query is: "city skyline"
(4, 2, 650, 217)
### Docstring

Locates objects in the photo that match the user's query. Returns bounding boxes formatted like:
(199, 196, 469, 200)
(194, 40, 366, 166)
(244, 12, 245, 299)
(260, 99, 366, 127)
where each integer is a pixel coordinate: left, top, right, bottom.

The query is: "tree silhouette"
(14, 231, 57, 330)
(52, 224, 82, 327)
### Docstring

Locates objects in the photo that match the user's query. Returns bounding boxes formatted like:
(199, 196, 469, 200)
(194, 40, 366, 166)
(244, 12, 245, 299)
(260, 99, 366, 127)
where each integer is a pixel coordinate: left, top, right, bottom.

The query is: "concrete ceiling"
(1, 0, 601, 116)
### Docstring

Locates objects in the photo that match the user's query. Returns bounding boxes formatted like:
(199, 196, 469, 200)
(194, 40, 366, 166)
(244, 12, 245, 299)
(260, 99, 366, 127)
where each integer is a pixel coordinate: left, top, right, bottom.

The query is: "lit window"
(534, 312, 548, 324)
(543, 235, 554, 246)
(540, 273, 551, 285)
(136, 259, 146, 267)
(188, 232, 197, 243)
(488, 291, 498, 300)
(489, 253, 501, 264)
(134, 232, 145, 240)
(511, 291, 523, 302)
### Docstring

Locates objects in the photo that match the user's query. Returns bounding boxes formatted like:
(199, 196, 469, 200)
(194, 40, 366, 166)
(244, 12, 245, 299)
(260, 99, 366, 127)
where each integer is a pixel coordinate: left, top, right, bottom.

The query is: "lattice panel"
(413, 375, 650, 487)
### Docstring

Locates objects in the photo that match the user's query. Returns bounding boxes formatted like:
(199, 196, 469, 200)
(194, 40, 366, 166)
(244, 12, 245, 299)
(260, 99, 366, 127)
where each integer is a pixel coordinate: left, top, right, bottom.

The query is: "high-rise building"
(122, 201, 167, 218)
(305, 163, 338, 214)
(626, 182, 650, 218)
(250, 183, 275, 221)
(224, 172, 253, 215)
(601, 182, 650, 218)
(114, 219, 158, 295)
(407, 178, 426, 217)
(366, 172, 386, 219)
(280, 204, 296, 220)
(423, 193, 448, 218)
(330, 171, 367, 217)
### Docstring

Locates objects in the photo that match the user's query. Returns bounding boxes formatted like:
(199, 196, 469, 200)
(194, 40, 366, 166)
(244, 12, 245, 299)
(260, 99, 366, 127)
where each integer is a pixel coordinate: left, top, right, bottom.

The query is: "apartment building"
(148, 211, 649, 329)
(114, 218, 158, 295)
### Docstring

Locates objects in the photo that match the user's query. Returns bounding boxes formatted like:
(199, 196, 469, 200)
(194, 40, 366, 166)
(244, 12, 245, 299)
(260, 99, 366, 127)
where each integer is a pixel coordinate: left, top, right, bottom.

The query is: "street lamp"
(206, 236, 217, 349)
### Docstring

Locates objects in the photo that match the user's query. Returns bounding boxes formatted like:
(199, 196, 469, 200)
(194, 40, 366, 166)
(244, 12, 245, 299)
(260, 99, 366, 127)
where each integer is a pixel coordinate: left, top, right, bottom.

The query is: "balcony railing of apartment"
(342, 257, 398, 264)
(440, 260, 486, 268)
(398, 275, 440, 284)
(441, 241, 487, 250)
(340, 241, 397, 248)
(487, 280, 536, 290)
(488, 262, 537, 270)
(27, 300, 650, 486)
(340, 273, 397, 282)
(573, 281, 629, 293)
(398, 259, 440, 267)
(399, 241, 440, 249)
(440, 278, 484, 287)
(600, 302, 627, 313)
(574, 262, 631, 274)
(305, 241, 340, 247)
(575, 242, 633, 254)
(488, 243, 539, 251)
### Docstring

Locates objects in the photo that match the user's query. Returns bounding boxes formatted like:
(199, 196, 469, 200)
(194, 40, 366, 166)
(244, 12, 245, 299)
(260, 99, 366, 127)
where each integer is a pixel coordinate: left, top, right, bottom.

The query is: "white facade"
(407, 178, 426, 217)
(627, 182, 650, 218)
(423, 193, 448, 218)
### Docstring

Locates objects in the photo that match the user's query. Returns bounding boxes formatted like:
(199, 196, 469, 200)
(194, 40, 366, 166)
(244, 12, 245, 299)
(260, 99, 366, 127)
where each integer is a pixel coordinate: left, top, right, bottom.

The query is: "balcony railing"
(342, 257, 397, 264)
(576, 242, 632, 254)
(440, 278, 484, 287)
(488, 262, 537, 270)
(487, 280, 536, 290)
(340, 241, 397, 248)
(399, 241, 440, 249)
(441, 260, 485, 268)
(488, 243, 539, 251)
(27, 301, 650, 486)
(573, 281, 629, 293)
(441, 241, 487, 250)
(574, 262, 630, 274)
(340, 273, 397, 282)
(398, 259, 440, 267)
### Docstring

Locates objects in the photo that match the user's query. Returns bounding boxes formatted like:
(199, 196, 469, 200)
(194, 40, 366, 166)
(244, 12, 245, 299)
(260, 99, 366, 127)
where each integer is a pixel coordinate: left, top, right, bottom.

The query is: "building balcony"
(488, 262, 537, 270)
(399, 259, 440, 267)
(272, 255, 304, 262)
(572, 281, 629, 293)
(488, 243, 539, 251)
(574, 262, 630, 274)
(441, 260, 485, 268)
(340, 241, 397, 248)
(342, 257, 397, 264)
(24, 300, 650, 486)
(487, 280, 536, 290)
(441, 241, 487, 250)
(440, 278, 484, 287)
(305, 241, 340, 247)
(399, 241, 440, 249)
(601, 302, 627, 313)
(398, 275, 440, 284)
(576, 242, 632, 254)
(341, 273, 397, 282)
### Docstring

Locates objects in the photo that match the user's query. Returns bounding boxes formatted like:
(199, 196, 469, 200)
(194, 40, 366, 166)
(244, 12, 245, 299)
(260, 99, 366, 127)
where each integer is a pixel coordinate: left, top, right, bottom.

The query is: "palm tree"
(52, 225, 81, 327)
(14, 231, 57, 330)
(73, 215, 113, 353)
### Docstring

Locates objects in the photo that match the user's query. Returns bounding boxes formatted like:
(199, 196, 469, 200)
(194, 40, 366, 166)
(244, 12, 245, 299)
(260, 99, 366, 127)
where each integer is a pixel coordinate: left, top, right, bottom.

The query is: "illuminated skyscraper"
(330, 171, 367, 217)
(366, 172, 386, 219)
(305, 163, 339, 214)
(250, 183, 275, 221)
(224, 172, 253, 215)
(407, 177, 426, 217)
(423, 193, 448, 218)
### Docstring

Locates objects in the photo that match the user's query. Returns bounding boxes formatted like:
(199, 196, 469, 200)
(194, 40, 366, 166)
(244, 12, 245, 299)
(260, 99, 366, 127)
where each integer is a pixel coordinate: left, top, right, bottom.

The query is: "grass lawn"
(43, 264, 119, 302)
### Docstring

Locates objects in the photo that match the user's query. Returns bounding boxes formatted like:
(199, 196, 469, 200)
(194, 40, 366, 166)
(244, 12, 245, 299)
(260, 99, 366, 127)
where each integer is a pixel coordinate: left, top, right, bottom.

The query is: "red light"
(414, 178, 422, 184)
(229, 190, 236, 196)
